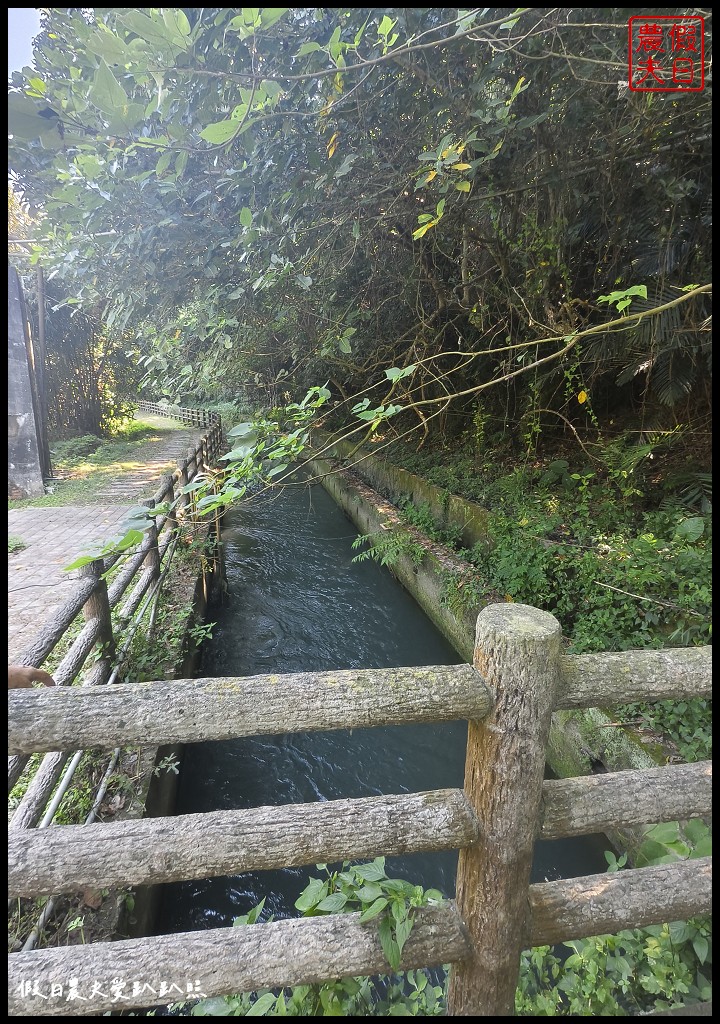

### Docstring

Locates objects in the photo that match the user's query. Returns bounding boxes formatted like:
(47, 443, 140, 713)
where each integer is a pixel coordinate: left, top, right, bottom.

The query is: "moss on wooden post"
(447, 603, 562, 1016)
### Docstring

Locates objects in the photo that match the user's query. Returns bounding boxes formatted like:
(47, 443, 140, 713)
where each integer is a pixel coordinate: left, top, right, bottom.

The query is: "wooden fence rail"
(6, 863, 712, 1017)
(135, 398, 221, 432)
(8, 761, 711, 898)
(7, 594, 712, 1015)
(7, 407, 223, 825)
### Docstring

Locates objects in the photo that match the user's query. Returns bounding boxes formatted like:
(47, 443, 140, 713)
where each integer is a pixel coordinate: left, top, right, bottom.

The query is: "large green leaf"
(673, 517, 705, 543)
(294, 877, 328, 912)
(117, 9, 187, 51)
(200, 120, 240, 144)
(161, 9, 192, 43)
(259, 9, 290, 30)
(90, 59, 129, 114)
(85, 27, 132, 64)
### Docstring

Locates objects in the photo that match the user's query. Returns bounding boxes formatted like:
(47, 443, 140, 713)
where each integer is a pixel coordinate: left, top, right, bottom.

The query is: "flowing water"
(157, 476, 609, 934)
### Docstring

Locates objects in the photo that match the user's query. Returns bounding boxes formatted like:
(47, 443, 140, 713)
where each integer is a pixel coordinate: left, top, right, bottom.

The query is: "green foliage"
(61, 389, 330, 568)
(516, 820, 712, 1016)
(442, 567, 491, 618)
(352, 498, 470, 572)
(597, 285, 648, 315)
(66, 916, 87, 944)
(8, 535, 27, 554)
(379, 436, 711, 760)
(8, 754, 43, 812)
(153, 754, 181, 778)
(185, 830, 711, 1018)
(667, 472, 712, 515)
(188, 620, 216, 647)
(351, 527, 426, 568)
(400, 499, 464, 549)
(49, 433, 104, 462)
(615, 699, 712, 763)
(8, 420, 175, 510)
(16, 271, 140, 437)
(476, 505, 712, 655)
(119, 595, 208, 684)
(383, 439, 712, 660)
(200, 402, 259, 432)
(190, 859, 446, 1016)
(633, 819, 712, 867)
(294, 859, 441, 971)
(44, 750, 125, 826)
(8, 9, 711, 437)
(516, 922, 710, 1016)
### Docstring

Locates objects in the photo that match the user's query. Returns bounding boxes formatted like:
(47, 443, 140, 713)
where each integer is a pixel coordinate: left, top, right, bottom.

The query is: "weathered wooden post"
(215, 416, 223, 460)
(141, 499, 162, 586)
(447, 603, 562, 1016)
(159, 472, 177, 533)
(80, 558, 115, 687)
(176, 457, 190, 512)
(187, 444, 197, 479)
(186, 445, 200, 520)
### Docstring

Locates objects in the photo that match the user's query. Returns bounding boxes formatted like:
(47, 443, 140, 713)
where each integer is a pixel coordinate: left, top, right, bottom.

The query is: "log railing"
(7, 605, 712, 1017)
(7, 408, 223, 806)
(135, 398, 221, 432)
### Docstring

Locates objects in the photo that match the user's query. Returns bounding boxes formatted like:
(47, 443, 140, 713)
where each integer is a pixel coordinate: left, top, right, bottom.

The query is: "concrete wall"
(8, 267, 45, 498)
(316, 437, 492, 551)
(310, 453, 478, 662)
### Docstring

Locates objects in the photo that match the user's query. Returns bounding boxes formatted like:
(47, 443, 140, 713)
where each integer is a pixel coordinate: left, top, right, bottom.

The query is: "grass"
(8, 535, 27, 554)
(8, 416, 189, 510)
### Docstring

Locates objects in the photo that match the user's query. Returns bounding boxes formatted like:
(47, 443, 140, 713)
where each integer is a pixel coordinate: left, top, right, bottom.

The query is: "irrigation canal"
(157, 473, 610, 934)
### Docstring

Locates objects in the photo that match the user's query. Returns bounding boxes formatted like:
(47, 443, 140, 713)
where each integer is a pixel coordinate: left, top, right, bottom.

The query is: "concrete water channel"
(156, 472, 610, 936)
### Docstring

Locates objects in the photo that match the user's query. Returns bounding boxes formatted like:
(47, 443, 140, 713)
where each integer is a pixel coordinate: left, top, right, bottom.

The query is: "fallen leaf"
(81, 888, 102, 910)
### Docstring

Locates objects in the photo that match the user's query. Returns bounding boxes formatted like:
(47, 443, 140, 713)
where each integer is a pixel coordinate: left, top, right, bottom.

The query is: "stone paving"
(7, 417, 205, 662)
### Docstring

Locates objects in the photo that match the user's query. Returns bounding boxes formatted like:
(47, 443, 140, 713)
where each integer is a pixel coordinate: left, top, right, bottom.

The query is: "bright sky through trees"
(8, 8, 41, 77)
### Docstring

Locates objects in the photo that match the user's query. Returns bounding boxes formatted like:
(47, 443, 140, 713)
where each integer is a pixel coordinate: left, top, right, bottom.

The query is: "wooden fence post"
(142, 500, 161, 582)
(214, 417, 223, 460)
(177, 458, 190, 512)
(447, 603, 562, 1017)
(161, 473, 177, 532)
(80, 558, 115, 687)
(195, 439, 203, 473)
(187, 445, 197, 480)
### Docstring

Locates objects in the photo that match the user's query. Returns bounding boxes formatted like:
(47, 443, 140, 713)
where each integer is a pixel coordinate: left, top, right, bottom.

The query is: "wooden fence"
(135, 398, 220, 430)
(7, 600, 711, 1017)
(8, 411, 224, 812)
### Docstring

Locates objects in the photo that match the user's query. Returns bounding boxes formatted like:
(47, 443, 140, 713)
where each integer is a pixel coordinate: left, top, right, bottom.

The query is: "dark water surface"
(157, 478, 609, 934)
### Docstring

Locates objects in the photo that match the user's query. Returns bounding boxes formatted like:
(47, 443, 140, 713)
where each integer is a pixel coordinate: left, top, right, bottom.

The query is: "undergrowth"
(166, 822, 711, 1018)
(358, 432, 711, 763)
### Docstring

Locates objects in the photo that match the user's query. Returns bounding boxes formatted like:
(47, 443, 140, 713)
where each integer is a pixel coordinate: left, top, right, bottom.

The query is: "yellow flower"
(578, 390, 588, 404)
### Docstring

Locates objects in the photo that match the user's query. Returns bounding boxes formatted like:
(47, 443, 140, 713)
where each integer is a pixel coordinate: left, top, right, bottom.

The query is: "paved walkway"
(7, 415, 205, 662)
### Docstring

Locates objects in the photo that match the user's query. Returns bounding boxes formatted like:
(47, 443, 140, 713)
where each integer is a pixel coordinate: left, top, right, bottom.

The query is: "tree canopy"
(8, 7, 712, 444)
